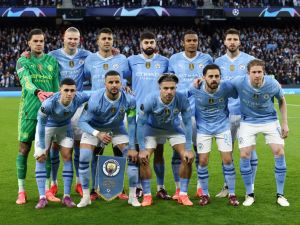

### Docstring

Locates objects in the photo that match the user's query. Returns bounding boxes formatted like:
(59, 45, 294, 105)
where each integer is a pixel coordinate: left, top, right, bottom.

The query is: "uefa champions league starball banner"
(94, 155, 126, 201)
(224, 7, 300, 18)
(0, 7, 56, 17)
(86, 6, 197, 17)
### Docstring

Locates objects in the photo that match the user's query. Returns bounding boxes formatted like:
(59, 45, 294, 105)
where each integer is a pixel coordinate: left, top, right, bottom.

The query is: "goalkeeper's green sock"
(16, 154, 28, 192)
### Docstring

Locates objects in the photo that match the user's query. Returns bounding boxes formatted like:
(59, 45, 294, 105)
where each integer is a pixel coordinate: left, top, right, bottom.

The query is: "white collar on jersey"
(97, 52, 114, 61)
(158, 94, 175, 106)
(139, 53, 157, 61)
(104, 91, 121, 103)
(247, 76, 266, 90)
(225, 51, 242, 62)
(201, 81, 221, 95)
(182, 51, 200, 62)
(61, 48, 78, 60)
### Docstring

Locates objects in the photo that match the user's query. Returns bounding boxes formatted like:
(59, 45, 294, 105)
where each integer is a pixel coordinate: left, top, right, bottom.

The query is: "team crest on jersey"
(198, 64, 204, 69)
(253, 94, 259, 99)
(145, 62, 151, 69)
(103, 64, 109, 70)
(47, 65, 53, 72)
(69, 60, 75, 68)
(263, 94, 270, 99)
(155, 63, 160, 69)
(229, 65, 235, 71)
(79, 59, 84, 65)
(173, 108, 179, 114)
(103, 159, 121, 177)
(189, 63, 194, 70)
(113, 64, 119, 69)
(120, 107, 125, 114)
(219, 98, 224, 103)
(239, 64, 246, 70)
(208, 98, 214, 104)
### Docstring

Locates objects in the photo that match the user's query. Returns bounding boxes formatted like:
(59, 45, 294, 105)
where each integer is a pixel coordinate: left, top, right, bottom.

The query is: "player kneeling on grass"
(230, 59, 289, 207)
(189, 64, 239, 206)
(34, 78, 89, 209)
(76, 70, 139, 208)
(137, 73, 194, 207)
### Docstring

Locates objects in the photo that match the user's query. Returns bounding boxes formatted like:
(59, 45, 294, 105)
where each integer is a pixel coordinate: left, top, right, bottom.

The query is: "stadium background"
(0, 1, 299, 225)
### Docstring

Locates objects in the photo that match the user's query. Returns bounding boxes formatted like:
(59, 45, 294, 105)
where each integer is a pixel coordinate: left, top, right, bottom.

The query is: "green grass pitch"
(0, 96, 299, 225)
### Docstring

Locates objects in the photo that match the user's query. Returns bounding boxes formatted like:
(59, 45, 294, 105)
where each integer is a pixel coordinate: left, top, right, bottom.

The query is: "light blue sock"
(274, 155, 286, 195)
(197, 165, 209, 195)
(36, 161, 46, 197)
(141, 179, 151, 195)
(179, 178, 189, 193)
(171, 150, 181, 183)
(50, 148, 60, 183)
(79, 149, 92, 190)
(250, 150, 258, 187)
(91, 153, 97, 190)
(154, 162, 165, 187)
(223, 163, 236, 195)
(240, 158, 253, 195)
(128, 159, 139, 188)
(62, 160, 73, 195)
(73, 145, 80, 178)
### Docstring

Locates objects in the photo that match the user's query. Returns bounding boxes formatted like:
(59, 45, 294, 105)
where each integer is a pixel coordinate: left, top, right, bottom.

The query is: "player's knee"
(199, 156, 208, 167)
(240, 148, 251, 158)
(273, 146, 285, 156)
(19, 142, 31, 156)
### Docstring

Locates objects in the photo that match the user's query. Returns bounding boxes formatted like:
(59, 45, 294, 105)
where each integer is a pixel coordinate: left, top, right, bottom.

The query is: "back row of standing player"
(15, 27, 289, 208)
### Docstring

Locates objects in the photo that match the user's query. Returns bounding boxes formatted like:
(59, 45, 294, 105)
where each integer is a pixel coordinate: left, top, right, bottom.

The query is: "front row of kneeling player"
(33, 59, 289, 209)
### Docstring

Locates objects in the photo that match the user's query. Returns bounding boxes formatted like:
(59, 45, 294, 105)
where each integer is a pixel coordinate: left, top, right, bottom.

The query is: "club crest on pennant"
(95, 156, 126, 201)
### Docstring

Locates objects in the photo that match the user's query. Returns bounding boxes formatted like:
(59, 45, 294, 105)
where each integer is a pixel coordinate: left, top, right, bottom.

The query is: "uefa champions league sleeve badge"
(94, 156, 126, 201)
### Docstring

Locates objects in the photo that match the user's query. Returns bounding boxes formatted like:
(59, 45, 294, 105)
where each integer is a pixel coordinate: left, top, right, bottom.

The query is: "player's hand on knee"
(281, 124, 289, 139)
(183, 151, 194, 164)
(139, 150, 149, 165)
(128, 149, 138, 163)
(97, 132, 112, 144)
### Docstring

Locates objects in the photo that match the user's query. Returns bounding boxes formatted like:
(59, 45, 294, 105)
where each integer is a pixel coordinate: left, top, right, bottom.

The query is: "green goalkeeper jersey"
(16, 53, 59, 120)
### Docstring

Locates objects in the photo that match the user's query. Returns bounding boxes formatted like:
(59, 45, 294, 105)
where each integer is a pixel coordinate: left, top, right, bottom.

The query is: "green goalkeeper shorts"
(18, 118, 37, 143)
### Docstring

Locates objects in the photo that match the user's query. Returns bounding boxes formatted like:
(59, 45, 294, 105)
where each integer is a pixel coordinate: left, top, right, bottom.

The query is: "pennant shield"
(95, 156, 126, 201)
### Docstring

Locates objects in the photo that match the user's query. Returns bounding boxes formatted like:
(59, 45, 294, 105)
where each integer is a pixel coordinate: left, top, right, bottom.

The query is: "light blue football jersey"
(48, 48, 91, 91)
(214, 52, 255, 115)
(188, 81, 237, 135)
(84, 53, 130, 91)
(137, 92, 192, 150)
(231, 76, 284, 124)
(169, 51, 213, 113)
(78, 89, 136, 149)
(128, 54, 168, 112)
(37, 92, 89, 148)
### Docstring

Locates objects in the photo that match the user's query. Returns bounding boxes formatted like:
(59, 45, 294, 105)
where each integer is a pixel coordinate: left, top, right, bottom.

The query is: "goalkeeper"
(15, 28, 59, 205)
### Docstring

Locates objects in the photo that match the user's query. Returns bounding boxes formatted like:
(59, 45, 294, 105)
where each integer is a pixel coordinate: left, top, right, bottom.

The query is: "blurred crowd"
(0, 25, 299, 88)
(0, 0, 62, 6)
